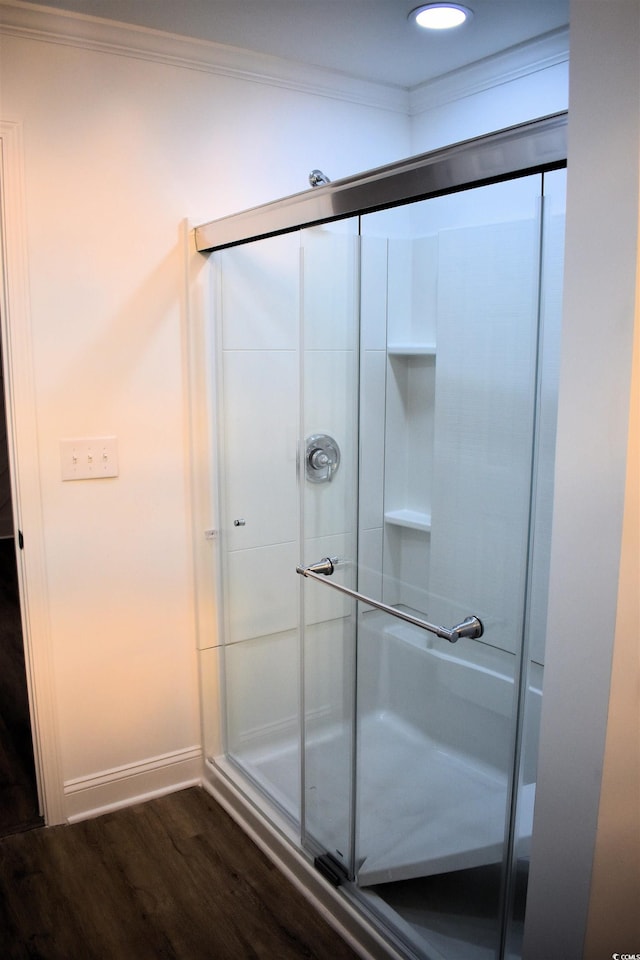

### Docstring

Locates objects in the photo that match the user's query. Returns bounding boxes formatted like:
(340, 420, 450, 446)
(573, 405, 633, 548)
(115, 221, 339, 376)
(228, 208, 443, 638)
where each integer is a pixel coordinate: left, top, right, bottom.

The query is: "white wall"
(409, 30, 568, 153)
(523, 2, 640, 957)
(584, 233, 640, 954)
(0, 5, 409, 818)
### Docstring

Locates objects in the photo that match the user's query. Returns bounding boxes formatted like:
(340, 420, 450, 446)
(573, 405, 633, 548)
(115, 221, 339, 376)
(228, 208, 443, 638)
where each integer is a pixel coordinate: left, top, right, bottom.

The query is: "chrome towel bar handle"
(296, 559, 483, 644)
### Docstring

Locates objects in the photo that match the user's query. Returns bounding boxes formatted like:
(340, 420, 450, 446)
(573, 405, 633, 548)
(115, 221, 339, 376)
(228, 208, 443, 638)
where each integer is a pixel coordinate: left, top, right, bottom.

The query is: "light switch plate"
(60, 436, 119, 481)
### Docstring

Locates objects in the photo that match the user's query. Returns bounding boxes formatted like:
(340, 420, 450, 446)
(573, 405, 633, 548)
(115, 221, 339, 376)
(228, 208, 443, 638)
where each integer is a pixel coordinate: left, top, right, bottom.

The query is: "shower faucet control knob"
(305, 434, 340, 483)
(310, 449, 330, 470)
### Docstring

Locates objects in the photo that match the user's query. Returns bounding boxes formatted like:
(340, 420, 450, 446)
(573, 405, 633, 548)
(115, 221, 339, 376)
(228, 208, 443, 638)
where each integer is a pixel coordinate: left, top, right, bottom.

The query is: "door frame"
(0, 119, 65, 825)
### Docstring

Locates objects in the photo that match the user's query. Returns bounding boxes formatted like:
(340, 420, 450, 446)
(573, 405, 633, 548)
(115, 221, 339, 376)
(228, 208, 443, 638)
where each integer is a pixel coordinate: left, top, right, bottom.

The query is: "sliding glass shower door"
(298, 172, 565, 958)
(213, 164, 566, 960)
(356, 175, 545, 960)
(214, 218, 360, 833)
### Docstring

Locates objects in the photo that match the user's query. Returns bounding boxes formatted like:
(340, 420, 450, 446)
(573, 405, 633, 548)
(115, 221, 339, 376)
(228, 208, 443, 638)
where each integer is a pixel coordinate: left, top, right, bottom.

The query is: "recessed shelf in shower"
(387, 343, 436, 356)
(384, 508, 432, 532)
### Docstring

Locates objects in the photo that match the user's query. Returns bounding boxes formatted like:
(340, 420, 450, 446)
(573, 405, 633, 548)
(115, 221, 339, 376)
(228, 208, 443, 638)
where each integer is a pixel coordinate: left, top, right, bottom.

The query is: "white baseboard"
(64, 745, 203, 822)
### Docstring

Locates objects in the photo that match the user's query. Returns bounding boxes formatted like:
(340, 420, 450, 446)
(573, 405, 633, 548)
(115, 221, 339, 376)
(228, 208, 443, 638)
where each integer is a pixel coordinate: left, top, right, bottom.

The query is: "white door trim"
(0, 118, 65, 825)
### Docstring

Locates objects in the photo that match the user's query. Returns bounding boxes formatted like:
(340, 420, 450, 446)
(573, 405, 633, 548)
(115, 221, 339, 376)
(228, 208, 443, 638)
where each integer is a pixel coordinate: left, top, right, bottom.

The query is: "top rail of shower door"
(296, 560, 483, 644)
(194, 112, 567, 252)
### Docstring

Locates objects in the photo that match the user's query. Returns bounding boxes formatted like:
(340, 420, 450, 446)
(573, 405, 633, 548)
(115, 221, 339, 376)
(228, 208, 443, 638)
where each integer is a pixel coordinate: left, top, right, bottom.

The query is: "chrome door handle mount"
(447, 615, 484, 643)
(296, 556, 338, 577)
(296, 559, 483, 644)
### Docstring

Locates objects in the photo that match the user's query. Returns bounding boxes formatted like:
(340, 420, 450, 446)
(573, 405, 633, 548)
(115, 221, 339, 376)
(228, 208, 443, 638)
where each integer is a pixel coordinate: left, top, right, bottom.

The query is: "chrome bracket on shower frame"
(296, 559, 484, 644)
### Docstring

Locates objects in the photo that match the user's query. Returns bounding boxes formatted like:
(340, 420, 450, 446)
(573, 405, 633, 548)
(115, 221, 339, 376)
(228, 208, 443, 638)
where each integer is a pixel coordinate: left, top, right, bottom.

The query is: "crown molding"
(0, 0, 410, 114)
(0, 3, 569, 121)
(409, 27, 570, 117)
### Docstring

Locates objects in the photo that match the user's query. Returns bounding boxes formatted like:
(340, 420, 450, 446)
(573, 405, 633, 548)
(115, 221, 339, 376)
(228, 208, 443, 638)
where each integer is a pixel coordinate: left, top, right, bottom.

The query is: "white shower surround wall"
(359, 182, 549, 655)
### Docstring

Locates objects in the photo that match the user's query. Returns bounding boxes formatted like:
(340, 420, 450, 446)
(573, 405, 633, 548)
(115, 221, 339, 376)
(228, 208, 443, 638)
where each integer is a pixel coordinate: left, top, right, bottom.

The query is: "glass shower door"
(299, 173, 555, 958)
(214, 216, 361, 859)
(213, 160, 565, 959)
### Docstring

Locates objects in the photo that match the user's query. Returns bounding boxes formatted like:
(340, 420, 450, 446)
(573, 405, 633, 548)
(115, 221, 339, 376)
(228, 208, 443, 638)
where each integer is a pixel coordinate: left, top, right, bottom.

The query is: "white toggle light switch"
(60, 436, 119, 481)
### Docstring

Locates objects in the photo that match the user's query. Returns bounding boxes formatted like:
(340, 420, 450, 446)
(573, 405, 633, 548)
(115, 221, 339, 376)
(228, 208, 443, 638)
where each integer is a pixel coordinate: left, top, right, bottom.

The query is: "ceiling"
(21, 0, 569, 89)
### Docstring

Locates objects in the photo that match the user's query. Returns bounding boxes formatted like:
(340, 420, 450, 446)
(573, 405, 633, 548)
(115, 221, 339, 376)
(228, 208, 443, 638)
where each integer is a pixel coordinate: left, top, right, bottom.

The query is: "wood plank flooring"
(0, 786, 362, 960)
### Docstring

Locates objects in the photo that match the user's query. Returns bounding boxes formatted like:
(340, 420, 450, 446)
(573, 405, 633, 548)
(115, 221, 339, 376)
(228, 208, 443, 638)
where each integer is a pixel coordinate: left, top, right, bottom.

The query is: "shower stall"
(192, 114, 567, 960)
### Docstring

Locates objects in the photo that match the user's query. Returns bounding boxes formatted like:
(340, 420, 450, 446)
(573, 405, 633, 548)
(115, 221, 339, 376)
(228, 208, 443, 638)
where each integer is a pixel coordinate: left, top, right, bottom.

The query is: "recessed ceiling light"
(409, 3, 473, 30)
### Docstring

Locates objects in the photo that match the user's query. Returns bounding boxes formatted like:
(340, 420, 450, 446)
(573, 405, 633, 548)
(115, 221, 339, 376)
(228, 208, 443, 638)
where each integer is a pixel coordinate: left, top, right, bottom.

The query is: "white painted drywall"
(410, 45, 568, 154)
(0, 17, 409, 812)
(523, 2, 640, 957)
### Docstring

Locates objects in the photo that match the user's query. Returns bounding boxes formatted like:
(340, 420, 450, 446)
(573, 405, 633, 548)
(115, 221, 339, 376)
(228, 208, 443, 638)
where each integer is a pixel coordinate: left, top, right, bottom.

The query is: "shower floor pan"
(356, 713, 534, 886)
(237, 710, 535, 887)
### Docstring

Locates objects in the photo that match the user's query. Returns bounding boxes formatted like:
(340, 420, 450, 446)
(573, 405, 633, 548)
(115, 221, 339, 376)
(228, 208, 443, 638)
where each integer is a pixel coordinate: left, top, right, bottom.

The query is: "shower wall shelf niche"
(383, 345, 435, 521)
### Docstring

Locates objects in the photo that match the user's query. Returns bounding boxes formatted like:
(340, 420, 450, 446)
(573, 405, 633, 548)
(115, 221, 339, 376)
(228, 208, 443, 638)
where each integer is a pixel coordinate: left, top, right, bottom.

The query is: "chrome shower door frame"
(195, 113, 566, 254)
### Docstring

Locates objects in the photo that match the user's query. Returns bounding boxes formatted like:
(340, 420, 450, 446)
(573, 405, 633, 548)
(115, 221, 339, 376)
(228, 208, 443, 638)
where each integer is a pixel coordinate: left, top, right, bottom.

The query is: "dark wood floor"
(0, 786, 362, 960)
(0, 536, 42, 837)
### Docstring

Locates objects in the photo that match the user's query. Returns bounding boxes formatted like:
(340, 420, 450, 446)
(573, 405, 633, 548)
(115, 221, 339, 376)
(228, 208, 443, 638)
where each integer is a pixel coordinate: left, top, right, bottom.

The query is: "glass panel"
(300, 219, 360, 877)
(355, 176, 545, 960)
(213, 231, 302, 822)
(503, 167, 567, 960)
(355, 605, 517, 958)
